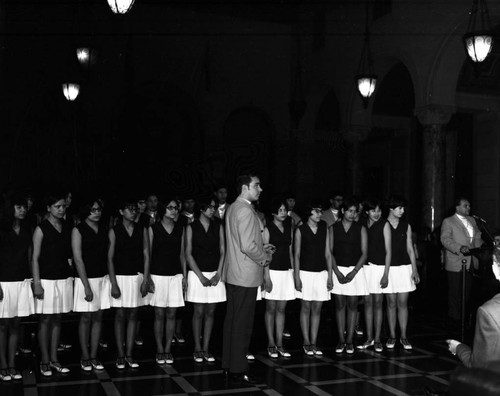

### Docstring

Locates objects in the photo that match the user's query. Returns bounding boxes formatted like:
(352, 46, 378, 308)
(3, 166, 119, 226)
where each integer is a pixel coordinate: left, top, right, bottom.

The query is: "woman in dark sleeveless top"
(331, 198, 368, 355)
(262, 200, 295, 359)
(149, 199, 186, 366)
(294, 202, 333, 357)
(185, 198, 225, 363)
(32, 192, 73, 376)
(0, 194, 33, 381)
(385, 195, 420, 351)
(107, 199, 151, 370)
(72, 198, 108, 372)
(357, 198, 391, 353)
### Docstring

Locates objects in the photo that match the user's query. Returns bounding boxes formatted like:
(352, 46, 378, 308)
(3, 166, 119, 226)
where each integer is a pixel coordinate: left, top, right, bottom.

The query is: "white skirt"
(149, 274, 185, 308)
(73, 277, 108, 312)
(186, 271, 226, 303)
(104, 274, 150, 308)
(295, 270, 331, 301)
(34, 278, 74, 314)
(0, 279, 35, 318)
(365, 263, 390, 294)
(331, 266, 369, 296)
(383, 264, 416, 294)
(262, 269, 296, 301)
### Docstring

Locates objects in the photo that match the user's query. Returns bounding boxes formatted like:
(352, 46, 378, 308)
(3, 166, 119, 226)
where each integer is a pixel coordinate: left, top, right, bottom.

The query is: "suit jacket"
(222, 197, 268, 287)
(440, 214, 482, 272)
(457, 293, 500, 368)
(321, 209, 339, 228)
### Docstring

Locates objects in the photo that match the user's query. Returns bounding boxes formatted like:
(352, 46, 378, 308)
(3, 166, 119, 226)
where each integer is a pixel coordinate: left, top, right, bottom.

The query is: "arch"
(373, 61, 415, 116)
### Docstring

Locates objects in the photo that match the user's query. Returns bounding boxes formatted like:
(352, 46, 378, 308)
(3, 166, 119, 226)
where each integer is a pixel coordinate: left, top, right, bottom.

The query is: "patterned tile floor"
(0, 302, 463, 396)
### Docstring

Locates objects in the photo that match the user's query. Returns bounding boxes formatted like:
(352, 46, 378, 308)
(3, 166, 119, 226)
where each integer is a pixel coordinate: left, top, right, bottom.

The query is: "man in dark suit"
(214, 185, 230, 223)
(440, 197, 483, 323)
(221, 174, 273, 384)
(447, 256, 500, 368)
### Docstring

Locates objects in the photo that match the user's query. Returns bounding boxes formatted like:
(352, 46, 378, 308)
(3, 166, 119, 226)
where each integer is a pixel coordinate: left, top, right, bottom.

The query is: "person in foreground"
(221, 174, 274, 385)
(447, 243, 500, 368)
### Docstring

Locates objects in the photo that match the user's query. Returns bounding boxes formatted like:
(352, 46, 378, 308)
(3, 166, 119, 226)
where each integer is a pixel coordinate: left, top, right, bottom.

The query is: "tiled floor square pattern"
(0, 311, 459, 396)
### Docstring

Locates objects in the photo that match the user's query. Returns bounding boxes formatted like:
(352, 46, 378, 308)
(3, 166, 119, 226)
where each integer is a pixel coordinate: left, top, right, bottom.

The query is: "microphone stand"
(461, 215, 494, 342)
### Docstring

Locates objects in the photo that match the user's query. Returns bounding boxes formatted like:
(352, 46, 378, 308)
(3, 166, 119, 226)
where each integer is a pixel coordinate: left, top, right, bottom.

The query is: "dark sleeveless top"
(151, 222, 183, 276)
(267, 217, 292, 271)
(39, 219, 72, 280)
(191, 219, 220, 272)
(299, 220, 327, 272)
(113, 222, 144, 275)
(0, 222, 31, 281)
(333, 221, 363, 268)
(367, 219, 387, 266)
(390, 220, 411, 266)
(76, 221, 108, 278)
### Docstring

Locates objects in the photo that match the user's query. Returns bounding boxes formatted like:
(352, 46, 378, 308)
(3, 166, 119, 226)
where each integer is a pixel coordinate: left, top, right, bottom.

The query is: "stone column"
(341, 125, 370, 196)
(415, 105, 454, 231)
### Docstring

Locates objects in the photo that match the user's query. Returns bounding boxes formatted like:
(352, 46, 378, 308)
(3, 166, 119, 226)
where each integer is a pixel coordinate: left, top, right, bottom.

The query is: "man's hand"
(264, 244, 276, 254)
(460, 246, 470, 255)
(447, 339, 461, 355)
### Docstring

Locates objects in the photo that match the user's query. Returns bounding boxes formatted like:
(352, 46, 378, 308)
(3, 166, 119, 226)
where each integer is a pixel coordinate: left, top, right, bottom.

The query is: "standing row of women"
(0, 191, 419, 382)
(262, 195, 420, 358)
(0, 192, 226, 380)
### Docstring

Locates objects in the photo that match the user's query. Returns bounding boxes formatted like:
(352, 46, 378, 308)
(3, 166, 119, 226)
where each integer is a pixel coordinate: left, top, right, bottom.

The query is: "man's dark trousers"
(222, 283, 257, 373)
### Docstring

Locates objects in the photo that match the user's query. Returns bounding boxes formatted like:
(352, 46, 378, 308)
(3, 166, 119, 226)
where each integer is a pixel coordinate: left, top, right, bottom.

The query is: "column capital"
(414, 104, 455, 126)
(340, 124, 371, 143)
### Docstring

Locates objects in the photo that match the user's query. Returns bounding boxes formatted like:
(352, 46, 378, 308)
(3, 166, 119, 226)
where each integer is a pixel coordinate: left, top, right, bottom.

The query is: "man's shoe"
(229, 372, 260, 385)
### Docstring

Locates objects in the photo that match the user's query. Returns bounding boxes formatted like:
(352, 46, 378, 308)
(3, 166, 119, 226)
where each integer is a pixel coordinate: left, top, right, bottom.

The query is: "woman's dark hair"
(44, 191, 67, 208)
(268, 199, 287, 216)
(265, 199, 287, 224)
(157, 197, 178, 218)
(195, 197, 217, 218)
(116, 197, 138, 212)
(79, 197, 103, 221)
(364, 197, 382, 212)
(0, 192, 28, 232)
(386, 195, 408, 210)
(340, 197, 359, 213)
(300, 200, 323, 223)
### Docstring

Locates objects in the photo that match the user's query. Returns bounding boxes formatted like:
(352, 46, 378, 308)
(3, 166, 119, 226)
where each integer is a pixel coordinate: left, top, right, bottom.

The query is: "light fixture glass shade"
(463, 32, 493, 62)
(107, 0, 135, 14)
(62, 83, 80, 101)
(76, 47, 90, 65)
(356, 75, 377, 99)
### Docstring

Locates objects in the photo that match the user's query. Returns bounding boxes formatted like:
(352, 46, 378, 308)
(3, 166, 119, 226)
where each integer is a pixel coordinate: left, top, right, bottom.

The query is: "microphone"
(472, 214, 486, 223)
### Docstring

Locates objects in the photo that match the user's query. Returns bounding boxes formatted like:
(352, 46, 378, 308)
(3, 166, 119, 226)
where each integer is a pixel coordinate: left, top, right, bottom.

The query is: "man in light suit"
(221, 175, 273, 384)
(447, 254, 500, 368)
(440, 198, 483, 323)
(321, 191, 343, 227)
